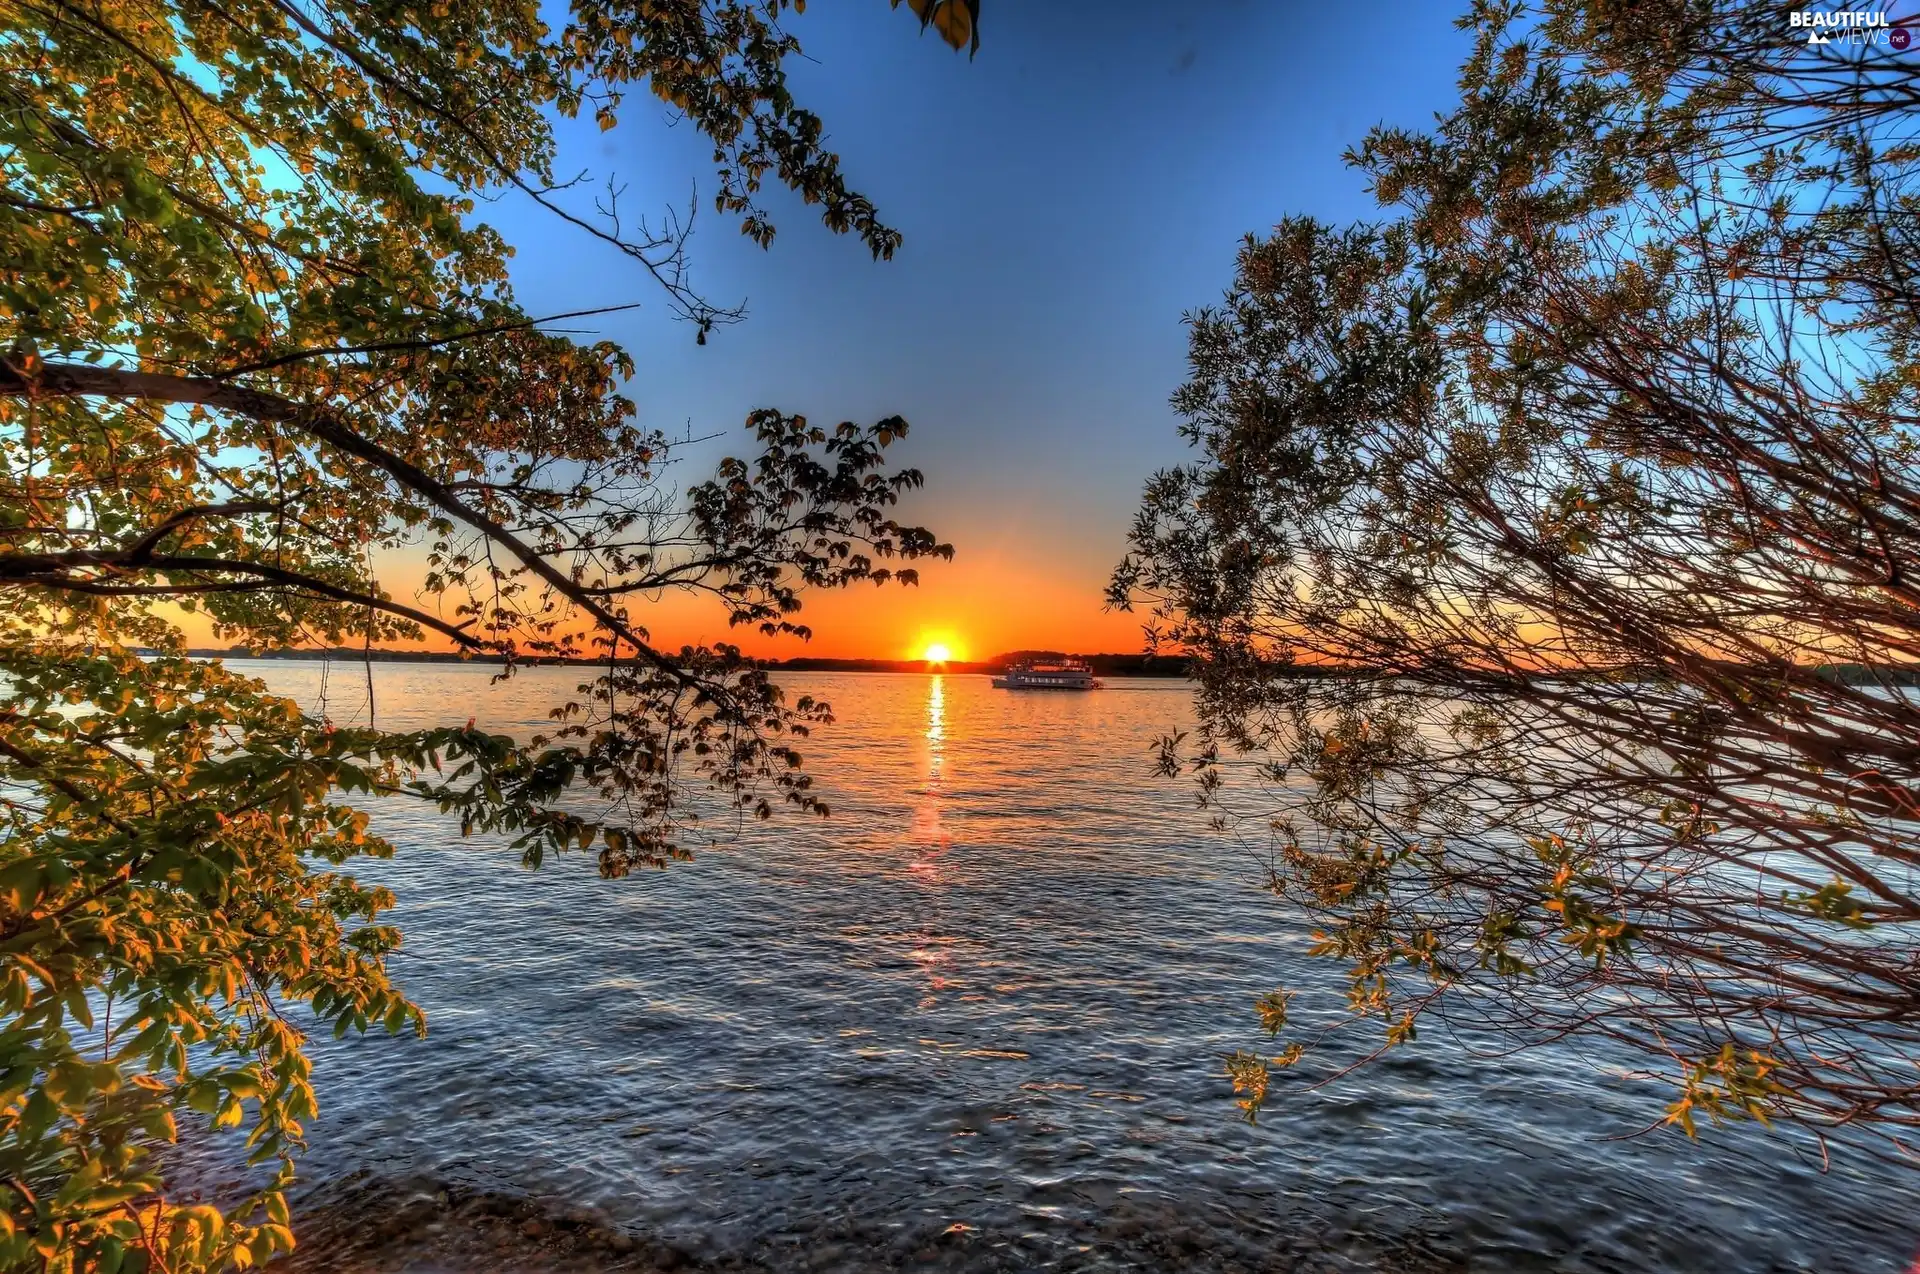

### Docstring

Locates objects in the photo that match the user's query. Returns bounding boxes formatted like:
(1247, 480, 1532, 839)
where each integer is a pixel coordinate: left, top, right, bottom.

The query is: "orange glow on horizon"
(156, 539, 1155, 661)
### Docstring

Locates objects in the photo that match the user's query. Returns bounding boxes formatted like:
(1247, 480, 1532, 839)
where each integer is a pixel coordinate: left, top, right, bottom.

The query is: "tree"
(0, 1, 977, 1268)
(1112, 0, 1920, 1158)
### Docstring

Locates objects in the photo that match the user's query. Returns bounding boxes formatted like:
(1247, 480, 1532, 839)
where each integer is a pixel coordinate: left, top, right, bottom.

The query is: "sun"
(923, 643, 953, 664)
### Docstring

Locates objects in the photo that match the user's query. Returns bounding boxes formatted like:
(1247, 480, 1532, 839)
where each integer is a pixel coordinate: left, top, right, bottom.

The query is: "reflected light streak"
(908, 676, 953, 1007)
(927, 674, 944, 774)
(909, 676, 948, 864)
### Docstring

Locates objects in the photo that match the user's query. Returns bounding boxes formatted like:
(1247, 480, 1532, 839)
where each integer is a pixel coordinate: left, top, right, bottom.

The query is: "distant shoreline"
(176, 647, 1200, 678)
(168, 648, 1920, 687)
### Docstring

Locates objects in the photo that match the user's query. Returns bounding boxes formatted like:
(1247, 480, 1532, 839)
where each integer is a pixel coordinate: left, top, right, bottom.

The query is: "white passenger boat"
(990, 658, 1101, 690)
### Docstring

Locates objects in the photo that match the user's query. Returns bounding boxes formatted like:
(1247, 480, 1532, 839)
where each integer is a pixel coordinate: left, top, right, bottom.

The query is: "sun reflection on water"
(908, 676, 953, 1007)
(909, 676, 948, 861)
(927, 674, 944, 766)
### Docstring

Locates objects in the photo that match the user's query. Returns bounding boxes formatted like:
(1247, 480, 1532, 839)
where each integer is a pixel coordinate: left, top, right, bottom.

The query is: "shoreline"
(278, 1170, 1471, 1274)
(283, 1175, 662, 1273)
(174, 648, 1202, 678)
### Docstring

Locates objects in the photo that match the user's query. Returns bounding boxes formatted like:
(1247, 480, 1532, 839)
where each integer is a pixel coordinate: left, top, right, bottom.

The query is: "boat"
(990, 657, 1101, 690)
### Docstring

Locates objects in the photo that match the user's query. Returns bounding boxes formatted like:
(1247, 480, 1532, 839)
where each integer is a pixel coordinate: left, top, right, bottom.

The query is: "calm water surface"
(199, 662, 1912, 1272)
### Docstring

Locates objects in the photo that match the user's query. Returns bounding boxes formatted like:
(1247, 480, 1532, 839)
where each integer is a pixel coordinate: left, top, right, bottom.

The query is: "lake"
(182, 662, 1913, 1272)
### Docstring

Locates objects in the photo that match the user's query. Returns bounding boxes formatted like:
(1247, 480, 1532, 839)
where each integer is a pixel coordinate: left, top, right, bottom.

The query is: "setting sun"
(923, 643, 953, 663)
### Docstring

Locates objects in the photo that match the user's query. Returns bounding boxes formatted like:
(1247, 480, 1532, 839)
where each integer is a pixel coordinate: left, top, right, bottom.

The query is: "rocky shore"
(285, 1175, 674, 1273)
(279, 1172, 1471, 1274)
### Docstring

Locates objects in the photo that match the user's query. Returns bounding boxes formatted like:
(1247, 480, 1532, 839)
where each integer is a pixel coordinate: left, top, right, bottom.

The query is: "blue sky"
(478, 2, 1475, 657)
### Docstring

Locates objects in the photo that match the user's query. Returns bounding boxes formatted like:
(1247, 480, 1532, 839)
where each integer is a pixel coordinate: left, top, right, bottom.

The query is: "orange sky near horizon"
(164, 544, 1153, 662)
(746, 550, 1152, 660)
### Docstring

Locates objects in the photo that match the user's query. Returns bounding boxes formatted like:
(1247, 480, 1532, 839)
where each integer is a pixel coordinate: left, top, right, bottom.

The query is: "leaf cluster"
(1, 0, 972, 1266)
(1115, 0, 1920, 1153)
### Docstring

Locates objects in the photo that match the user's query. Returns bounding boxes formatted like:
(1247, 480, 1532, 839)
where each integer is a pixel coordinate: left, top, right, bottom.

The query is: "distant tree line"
(175, 647, 1199, 677)
(761, 651, 1195, 676)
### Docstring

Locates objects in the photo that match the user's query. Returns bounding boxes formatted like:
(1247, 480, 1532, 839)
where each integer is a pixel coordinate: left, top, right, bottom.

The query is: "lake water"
(192, 662, 1913, 1272)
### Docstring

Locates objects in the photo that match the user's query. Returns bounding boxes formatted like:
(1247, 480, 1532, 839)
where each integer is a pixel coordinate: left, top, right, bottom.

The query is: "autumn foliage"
(0, 1, 971, 1268)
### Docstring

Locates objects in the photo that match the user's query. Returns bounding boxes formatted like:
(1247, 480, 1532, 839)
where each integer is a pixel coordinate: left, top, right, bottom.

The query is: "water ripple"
(172, 664, 1916, 1272)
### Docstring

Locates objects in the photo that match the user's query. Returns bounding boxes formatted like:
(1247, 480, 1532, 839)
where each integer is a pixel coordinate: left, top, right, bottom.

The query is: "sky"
(396, 2, 1475, 661)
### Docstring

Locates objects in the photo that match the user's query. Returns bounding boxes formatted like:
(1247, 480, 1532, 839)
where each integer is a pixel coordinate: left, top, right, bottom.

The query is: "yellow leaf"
(934, 2, 971, 49)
